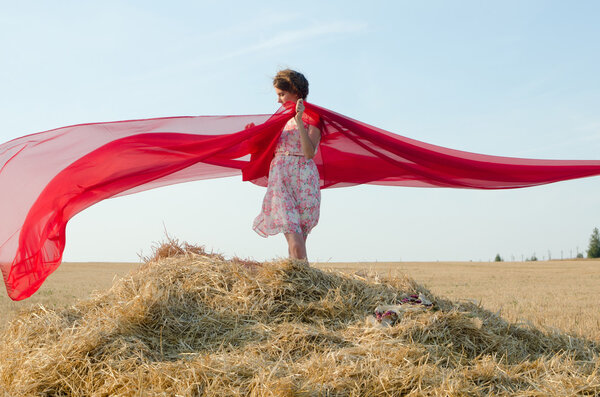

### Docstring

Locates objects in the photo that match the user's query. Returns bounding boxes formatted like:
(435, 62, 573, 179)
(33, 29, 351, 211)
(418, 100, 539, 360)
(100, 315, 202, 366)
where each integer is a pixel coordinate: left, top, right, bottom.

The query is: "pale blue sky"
(1, 1, 599, 263)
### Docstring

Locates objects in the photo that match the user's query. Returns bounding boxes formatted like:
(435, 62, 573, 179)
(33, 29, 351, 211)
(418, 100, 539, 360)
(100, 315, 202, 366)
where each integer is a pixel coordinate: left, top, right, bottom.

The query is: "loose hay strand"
(1, 241, 599, 396)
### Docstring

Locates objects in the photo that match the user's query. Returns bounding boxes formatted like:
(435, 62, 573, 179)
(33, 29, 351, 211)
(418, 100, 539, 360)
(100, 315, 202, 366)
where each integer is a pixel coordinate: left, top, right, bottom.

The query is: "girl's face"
(275, 87, 299, 105)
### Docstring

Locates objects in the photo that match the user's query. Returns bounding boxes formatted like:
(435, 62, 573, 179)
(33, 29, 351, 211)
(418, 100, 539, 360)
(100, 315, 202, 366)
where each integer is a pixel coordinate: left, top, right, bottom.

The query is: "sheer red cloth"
(2, 101, 600, 300)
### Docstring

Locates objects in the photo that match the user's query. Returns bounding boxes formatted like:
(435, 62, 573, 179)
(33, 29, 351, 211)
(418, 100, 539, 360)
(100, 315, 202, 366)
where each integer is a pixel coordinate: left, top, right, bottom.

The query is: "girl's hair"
(273, 69, 309, 99)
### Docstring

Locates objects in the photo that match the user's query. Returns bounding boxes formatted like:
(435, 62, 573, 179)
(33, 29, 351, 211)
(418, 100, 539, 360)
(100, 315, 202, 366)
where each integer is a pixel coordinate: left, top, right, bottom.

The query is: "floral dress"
(253, 117, 321, 237)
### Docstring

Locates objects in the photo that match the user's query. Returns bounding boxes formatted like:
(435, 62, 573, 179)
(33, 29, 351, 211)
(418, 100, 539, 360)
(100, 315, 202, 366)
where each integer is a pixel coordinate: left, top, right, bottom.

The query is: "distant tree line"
(492, 227, 600, 261)
(588, 227, 600, 258)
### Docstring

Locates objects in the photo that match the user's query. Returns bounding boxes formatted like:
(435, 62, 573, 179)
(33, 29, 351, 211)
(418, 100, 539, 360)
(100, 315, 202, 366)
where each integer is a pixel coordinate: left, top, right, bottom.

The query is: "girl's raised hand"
(295, 99, 305, 120)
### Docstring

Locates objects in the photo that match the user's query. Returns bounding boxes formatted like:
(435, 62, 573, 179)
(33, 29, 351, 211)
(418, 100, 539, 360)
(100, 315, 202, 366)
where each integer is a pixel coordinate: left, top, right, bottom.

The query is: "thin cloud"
(224, 20, 368, 59)
(131, 20, 367, 82)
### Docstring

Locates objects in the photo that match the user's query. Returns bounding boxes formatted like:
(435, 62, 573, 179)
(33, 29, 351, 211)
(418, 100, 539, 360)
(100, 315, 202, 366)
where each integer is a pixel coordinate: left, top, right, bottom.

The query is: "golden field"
(3, 259, 600, 340)
(1, 250, 599, 396)
(320, 259, 600, 341)
(1, 262, 139, 332)
(0, 259, 600, 340)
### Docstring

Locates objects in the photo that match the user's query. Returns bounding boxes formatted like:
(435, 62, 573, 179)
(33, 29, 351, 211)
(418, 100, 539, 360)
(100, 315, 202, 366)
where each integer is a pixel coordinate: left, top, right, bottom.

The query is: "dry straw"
(1, 240, 598, 396)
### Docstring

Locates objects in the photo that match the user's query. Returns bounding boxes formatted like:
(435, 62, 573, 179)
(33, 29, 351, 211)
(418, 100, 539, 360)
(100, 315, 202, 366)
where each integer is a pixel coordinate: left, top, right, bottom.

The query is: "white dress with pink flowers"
(253, 118, 320, 237)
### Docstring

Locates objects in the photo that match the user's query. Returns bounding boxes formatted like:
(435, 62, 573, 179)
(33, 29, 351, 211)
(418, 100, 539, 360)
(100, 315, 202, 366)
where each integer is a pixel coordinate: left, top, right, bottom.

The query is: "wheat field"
(1, 262, 138, 331)
(319, 259, 600, 341)
(1, 246, 599, 396)
(3, 258, 599, 340)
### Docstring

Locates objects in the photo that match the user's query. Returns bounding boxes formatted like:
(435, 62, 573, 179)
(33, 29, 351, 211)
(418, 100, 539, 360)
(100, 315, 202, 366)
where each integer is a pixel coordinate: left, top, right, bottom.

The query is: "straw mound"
(1, 249, 599, 396)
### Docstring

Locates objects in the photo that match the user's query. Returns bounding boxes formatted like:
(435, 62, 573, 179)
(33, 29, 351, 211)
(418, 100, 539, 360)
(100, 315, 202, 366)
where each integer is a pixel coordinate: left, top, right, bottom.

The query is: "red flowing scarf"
(2, 101, 599, 300)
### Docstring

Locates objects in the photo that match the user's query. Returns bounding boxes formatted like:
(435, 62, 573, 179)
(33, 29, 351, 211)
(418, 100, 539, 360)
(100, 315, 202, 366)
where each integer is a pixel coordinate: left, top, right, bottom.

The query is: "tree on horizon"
(587, 227, 600, 258)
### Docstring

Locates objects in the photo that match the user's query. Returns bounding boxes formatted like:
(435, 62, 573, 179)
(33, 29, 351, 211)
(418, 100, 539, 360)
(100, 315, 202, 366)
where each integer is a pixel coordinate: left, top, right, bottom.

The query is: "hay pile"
(1, 245, 599, 396)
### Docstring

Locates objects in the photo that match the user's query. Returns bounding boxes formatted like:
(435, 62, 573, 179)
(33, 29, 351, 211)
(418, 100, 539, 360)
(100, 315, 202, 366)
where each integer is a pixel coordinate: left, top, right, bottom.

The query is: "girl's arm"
(296, 122, 320, 160)
(295, 99, 321, 160)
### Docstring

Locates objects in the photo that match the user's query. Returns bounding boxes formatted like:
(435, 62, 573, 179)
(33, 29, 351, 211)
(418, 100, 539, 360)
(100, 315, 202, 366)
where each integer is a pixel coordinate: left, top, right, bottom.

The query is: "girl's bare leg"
(284, 232, 308, 261)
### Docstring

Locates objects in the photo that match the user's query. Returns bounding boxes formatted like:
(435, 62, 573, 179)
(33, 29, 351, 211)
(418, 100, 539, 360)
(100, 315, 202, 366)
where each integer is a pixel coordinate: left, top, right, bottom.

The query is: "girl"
(252, 69, 321, 261)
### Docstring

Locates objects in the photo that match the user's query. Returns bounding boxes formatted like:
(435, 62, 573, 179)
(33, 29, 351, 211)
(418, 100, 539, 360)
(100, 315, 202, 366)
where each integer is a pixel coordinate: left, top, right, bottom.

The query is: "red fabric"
(1, 101, 600, 300)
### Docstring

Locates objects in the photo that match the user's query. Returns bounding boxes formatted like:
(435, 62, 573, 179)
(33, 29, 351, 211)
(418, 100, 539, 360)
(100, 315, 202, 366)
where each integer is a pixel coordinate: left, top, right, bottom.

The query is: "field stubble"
(321, 259, 600, 341)
(3, 259, 599, 341)
(0, 246, 598, 396)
